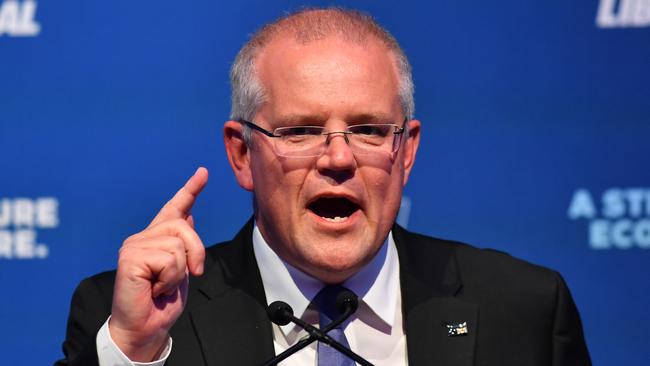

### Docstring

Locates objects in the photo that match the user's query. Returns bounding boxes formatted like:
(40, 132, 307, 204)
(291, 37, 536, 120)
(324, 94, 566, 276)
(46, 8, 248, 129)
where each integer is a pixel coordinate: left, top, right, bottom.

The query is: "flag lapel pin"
(446, 321, 468, 337)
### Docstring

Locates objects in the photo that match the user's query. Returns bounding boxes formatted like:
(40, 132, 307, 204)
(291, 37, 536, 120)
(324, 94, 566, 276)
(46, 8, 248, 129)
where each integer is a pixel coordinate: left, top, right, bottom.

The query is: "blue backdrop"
(1, 1, 649, 364)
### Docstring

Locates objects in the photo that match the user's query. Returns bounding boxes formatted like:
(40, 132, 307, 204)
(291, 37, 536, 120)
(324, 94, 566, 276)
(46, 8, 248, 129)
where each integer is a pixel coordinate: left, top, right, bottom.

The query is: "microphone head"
(335, 288, 358, 314)
(266, 301, 294, 326)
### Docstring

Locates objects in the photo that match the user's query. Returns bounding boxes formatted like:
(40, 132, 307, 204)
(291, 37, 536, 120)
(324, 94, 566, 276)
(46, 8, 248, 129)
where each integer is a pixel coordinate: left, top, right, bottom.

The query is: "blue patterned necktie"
(313, 285, 356, 366)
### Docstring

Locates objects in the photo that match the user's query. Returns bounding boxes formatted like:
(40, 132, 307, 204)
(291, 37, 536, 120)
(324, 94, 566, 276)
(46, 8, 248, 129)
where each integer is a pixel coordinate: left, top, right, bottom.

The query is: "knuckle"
(172, 217, 190, 229)
(191, 245, 206, 258)
(117, 249, 137, 268)
(160, 267, 181, 285)
(122, 233, 140, 245)
(117, 246, 133, 257)
(168, 237, 185, 253)
(162, 251, 179, 268)
(163, 260, 179, 276)
(172, 219, 194, 237)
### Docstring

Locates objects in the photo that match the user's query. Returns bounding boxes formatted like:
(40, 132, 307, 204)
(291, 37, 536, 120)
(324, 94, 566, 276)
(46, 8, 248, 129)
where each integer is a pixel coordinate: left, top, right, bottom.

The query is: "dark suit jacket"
(56, 220, 591, 365)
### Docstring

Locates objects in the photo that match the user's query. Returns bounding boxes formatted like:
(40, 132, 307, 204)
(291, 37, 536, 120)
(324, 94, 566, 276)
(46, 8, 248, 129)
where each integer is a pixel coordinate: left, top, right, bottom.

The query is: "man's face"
(225, 35, 420, 283)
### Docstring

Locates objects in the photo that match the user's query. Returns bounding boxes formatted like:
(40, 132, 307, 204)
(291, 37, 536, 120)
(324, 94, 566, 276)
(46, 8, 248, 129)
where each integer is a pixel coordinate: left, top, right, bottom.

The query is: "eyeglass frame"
(238, 118, 409, 158)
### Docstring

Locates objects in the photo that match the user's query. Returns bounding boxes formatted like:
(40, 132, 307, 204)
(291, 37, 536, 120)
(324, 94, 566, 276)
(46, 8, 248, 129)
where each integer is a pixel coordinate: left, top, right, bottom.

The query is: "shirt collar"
(252, 222, 400, 336)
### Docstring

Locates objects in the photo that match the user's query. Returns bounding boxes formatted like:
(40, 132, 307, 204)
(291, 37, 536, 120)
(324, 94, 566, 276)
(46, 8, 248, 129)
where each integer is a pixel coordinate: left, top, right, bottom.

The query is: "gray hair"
(229, 7, 415, 142)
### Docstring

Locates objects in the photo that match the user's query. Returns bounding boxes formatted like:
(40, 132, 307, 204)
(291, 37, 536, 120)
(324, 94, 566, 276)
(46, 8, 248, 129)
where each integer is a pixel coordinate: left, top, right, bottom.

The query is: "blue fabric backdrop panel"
(1, 1, 648, 365)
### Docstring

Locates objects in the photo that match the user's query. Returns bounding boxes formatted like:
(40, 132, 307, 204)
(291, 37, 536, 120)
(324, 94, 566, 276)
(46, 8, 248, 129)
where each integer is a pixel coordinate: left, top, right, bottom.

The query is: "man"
(57, 8, 591, 366)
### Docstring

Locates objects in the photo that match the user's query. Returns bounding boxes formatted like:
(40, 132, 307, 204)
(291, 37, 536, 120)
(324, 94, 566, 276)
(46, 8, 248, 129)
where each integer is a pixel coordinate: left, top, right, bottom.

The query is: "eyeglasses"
(240, 119, 407, 158)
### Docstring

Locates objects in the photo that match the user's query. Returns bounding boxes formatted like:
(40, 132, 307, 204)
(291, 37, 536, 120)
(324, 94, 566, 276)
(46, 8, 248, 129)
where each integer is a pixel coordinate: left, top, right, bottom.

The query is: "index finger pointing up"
(150, 167, 209, 227)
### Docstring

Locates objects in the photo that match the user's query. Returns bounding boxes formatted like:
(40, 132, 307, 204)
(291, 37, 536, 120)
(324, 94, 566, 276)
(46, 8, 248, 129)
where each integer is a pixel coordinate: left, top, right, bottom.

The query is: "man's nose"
(316, 132, 357, 172)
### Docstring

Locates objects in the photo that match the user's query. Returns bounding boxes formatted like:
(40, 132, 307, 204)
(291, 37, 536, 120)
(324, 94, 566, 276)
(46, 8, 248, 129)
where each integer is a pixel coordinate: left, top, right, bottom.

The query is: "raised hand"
(109, 167, 208, 361)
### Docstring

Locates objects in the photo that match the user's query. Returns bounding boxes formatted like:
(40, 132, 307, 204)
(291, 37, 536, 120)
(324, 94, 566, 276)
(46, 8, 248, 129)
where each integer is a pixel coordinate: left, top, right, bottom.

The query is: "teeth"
(323, 216, 348, 222)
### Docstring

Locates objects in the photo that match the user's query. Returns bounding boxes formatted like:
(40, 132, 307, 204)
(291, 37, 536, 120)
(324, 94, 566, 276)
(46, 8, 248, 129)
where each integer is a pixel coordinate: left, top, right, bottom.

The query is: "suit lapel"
(185, 220, 276, 366)
(176, 221, 478, 365)
(393, 225, 478, 366)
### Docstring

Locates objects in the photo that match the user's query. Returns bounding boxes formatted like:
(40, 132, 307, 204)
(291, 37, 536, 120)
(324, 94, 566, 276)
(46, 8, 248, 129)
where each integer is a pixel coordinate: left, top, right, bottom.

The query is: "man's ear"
(223, 121, 254, 191)
(401, 119, 421, 186)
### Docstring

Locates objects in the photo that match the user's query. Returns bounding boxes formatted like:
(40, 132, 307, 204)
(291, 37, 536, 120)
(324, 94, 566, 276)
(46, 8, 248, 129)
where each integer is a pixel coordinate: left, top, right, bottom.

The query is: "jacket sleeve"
(54, 273, 114, 366)
(551, 271, 592, 366)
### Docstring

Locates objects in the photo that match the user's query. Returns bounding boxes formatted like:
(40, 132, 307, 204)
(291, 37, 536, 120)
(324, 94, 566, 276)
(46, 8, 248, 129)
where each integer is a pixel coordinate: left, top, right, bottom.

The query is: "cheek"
(364, 172, 392, 201)
(251, 156, 311, 209)
(367, 159, 405, 191)
(364, 165, 404, 218)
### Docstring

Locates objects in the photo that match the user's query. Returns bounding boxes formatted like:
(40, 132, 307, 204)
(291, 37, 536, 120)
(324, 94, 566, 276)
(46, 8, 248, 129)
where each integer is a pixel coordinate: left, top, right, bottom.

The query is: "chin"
(300, 247, 371, 283)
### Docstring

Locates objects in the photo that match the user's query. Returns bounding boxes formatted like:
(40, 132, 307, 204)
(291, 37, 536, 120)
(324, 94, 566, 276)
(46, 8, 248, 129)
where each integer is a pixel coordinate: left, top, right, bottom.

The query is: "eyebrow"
(275, 112, 397, 126)
(348, 113, 396, 124)
(274, 114, 327, 126)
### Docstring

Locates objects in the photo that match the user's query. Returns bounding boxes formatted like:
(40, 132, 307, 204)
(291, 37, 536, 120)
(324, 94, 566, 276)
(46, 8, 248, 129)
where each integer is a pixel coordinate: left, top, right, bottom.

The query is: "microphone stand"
(261, 303, 374, 366)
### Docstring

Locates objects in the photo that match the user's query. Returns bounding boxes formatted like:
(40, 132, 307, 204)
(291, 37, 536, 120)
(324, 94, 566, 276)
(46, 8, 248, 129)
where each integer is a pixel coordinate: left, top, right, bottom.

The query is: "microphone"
(323, 288, 358, 332)
(266, 301, 293, 326)
(260, 293, 373, 366)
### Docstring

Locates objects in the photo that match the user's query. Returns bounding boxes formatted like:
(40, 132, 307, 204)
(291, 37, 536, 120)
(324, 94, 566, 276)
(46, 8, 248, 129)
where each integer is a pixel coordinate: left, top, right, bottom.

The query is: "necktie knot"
(314, 285, 349, 328)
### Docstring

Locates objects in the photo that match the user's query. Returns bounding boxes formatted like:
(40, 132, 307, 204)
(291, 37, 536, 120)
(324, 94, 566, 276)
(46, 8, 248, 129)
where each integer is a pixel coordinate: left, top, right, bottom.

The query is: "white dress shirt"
(96, 318, 171, 366)
(97, 223, 407, 365)
(253, 225, 407, 365)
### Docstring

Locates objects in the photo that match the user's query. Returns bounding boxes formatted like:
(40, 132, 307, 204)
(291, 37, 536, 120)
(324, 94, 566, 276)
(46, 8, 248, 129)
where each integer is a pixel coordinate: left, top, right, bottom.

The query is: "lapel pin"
(446, 321, 468, 337)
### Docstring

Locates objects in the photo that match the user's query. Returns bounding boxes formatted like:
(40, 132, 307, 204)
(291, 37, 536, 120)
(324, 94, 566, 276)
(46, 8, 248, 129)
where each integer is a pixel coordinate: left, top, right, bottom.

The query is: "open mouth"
(307, 197, 360, 223)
